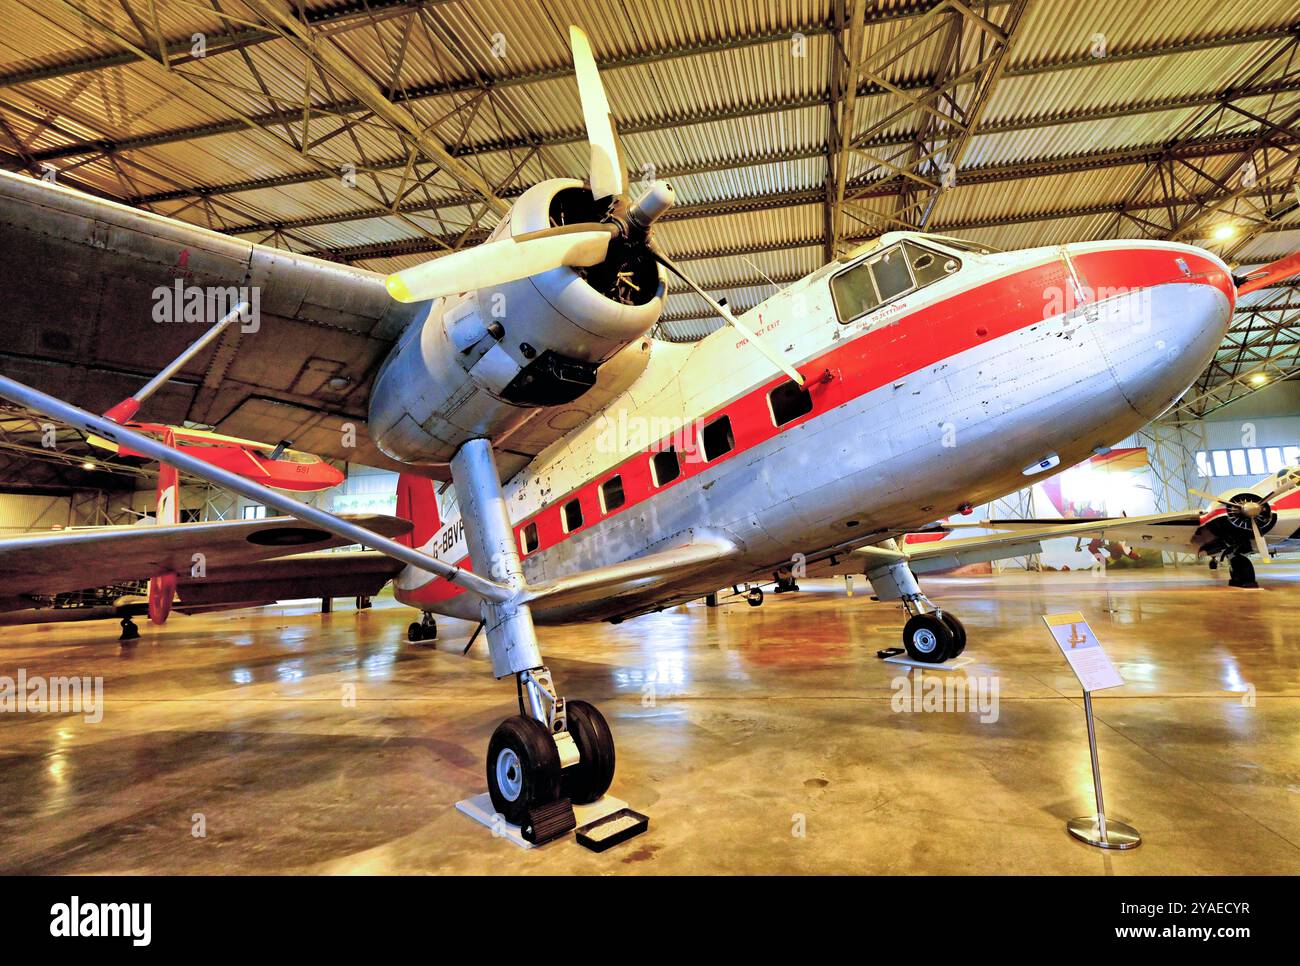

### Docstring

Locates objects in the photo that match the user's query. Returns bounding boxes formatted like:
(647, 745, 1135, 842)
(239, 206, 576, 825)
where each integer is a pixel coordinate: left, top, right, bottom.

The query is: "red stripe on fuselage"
(403, 246, 1228, 605)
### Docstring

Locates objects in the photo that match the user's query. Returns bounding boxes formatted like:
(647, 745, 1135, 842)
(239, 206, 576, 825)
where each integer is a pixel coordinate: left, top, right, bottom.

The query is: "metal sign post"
(1043, 612, 1141, 850)
(1066, 689, 1141, 850)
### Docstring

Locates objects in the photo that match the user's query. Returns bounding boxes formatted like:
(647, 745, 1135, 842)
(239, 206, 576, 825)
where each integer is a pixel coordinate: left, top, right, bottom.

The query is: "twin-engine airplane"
(1, 24, 1289, 836)
(963, 466, 1300, 589)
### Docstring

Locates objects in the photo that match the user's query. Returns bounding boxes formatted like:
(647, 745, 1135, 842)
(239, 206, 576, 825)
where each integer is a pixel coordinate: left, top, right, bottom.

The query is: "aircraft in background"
(91, 308, 345, 493)
(1, 24, 1294, 839)
(0, 313, 366, 639)
(962, 466, 1300, 588)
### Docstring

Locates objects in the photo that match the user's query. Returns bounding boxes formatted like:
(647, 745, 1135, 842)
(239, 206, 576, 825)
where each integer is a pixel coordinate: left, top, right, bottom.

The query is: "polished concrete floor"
(0, 564, 1297, 875)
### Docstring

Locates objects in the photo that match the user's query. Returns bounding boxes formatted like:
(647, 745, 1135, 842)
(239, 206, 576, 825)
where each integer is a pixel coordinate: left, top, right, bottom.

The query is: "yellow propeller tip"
(385, 273, 415, 303)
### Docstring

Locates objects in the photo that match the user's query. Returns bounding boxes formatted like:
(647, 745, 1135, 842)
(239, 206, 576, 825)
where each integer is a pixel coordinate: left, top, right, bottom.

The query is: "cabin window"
(904, 241, 958, 287)
(769, 380, 813, 427)
(562, 498, 583, 533)
(520, 522, 539, 555)
(700, 415, 735, 462)
(599, 475, 625, 513)
(651, 448, 681, 487)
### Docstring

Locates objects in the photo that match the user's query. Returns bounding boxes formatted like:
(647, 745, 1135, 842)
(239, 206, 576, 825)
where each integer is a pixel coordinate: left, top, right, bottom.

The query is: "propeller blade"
(1188, 487, 1232, 507)
(385, 225, 616, 302)
(1234, 252, 1300, 297)
(570, 26, 626, 201)
(651, 246, 805, 387)
(1251, 517, 1272, 563)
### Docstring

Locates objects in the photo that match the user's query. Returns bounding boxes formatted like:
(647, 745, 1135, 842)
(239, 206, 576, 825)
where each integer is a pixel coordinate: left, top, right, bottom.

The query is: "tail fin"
(396, 472, 441, 549)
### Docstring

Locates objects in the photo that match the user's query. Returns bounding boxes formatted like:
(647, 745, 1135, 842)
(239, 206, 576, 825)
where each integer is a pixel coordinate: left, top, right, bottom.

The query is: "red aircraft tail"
(148, 429, 179, 624)
(396, 472, 442, 550)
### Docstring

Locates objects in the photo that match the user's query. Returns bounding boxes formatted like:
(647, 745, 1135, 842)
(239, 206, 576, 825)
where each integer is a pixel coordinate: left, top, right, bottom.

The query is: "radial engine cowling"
(369, 178, 666, 464)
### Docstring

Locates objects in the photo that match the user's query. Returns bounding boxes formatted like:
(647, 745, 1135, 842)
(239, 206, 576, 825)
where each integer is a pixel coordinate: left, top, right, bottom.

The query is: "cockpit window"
(904, 241, 959, 287)
(871, 247, 913, 302)
(830, 256, 881, 322)
(831, 241, 957, 324)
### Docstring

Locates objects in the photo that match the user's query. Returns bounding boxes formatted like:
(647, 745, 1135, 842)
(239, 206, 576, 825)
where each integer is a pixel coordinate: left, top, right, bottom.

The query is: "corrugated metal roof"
(0, 0, 1294, 393)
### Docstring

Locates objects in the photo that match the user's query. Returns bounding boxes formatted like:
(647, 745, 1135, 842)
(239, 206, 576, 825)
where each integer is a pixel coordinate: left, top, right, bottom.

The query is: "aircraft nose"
(1080, 243, 1233, 421)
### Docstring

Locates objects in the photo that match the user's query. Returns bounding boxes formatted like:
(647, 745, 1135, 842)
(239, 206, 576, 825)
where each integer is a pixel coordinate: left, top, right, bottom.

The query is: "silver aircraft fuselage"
(394, 232, 1234, 622)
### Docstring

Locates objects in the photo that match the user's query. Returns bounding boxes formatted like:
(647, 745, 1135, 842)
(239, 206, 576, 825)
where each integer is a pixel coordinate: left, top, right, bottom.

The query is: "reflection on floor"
(0, 564, 1297, 874)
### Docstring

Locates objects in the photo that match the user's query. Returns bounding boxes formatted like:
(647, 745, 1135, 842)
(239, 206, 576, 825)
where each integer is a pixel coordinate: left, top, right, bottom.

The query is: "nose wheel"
(902, 613, 955, 663)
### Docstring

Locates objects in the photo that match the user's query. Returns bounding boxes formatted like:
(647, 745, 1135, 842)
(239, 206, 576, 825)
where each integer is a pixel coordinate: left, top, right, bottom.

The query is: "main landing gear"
(486, 668, 616, 832)
(452, 438, 618, 843)
(1228, 554, 1258, 589)
(407, 612, 437, 643)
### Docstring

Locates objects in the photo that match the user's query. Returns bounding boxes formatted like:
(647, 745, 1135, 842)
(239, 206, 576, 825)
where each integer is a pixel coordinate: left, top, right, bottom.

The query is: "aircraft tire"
(562, 700, 616, 804)
(486, 715, 562, 827)
(939, 612, 967, 657)
(902, 614, 953, 663)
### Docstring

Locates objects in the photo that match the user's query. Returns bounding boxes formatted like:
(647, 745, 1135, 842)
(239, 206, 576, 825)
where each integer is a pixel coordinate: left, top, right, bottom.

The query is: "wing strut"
(103, 302, 247, 423)
(0, 374, 513, 604)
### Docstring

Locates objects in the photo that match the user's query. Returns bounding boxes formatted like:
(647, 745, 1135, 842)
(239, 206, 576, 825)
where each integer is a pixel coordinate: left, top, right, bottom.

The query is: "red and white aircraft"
(1, 24, 1291, 837)
(0, 313, 376, 639)
(967, 466, 1300, 588)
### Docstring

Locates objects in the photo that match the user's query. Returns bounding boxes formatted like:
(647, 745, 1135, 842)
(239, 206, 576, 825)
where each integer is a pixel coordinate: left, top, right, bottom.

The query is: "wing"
(911, 512, 1206, 566)
(0, 514, 412, 608)
(524, 534, 738, 620)
(843, 512, 1204, 576)
(173, 550, 403, 609)
(0, 169, 422, 471)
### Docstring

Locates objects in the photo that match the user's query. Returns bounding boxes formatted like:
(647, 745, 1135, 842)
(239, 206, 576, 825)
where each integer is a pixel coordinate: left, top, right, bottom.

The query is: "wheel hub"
(495, 747, 523, 801)
(912, 628, 938, 653)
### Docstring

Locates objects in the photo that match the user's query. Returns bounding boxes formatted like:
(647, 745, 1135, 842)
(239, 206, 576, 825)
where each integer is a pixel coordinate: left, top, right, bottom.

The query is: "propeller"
(385, 224, 617, 303)
(570, 25, 626, 201)
(1188, 471, 1300, 564)
(383, 24, 803, 384)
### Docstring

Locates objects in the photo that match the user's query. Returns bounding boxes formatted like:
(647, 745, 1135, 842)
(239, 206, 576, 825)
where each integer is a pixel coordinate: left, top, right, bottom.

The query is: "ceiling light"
(80, 461, 95, 470)
(1212, 223, 1237, 241)
(1249, 373, 1269, 386)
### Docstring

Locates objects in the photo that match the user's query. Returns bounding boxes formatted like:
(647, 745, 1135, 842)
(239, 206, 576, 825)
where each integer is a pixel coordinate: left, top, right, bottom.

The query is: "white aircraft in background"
(2, 25, 1292, 842)
(964, 466, 1300, 588)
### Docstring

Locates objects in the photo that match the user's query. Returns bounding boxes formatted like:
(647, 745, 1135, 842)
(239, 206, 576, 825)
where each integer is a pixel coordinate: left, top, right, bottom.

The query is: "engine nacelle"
(369, 178, 666, 464)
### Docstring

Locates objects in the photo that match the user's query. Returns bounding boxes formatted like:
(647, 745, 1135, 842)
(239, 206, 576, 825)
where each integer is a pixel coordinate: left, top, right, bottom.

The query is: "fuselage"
(394, 232, 1234, 622)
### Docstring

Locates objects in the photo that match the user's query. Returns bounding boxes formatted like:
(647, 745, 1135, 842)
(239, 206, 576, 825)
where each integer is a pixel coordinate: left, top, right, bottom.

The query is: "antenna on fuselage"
(740, 254, 780, 292)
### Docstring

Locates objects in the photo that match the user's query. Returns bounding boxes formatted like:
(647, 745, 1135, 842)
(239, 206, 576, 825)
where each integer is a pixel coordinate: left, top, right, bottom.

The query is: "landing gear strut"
(867, 542, 968, 663)
(407, 612, 437, 643)
(1228, 554, 1258, 589)
(453, 438, 616, 842)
